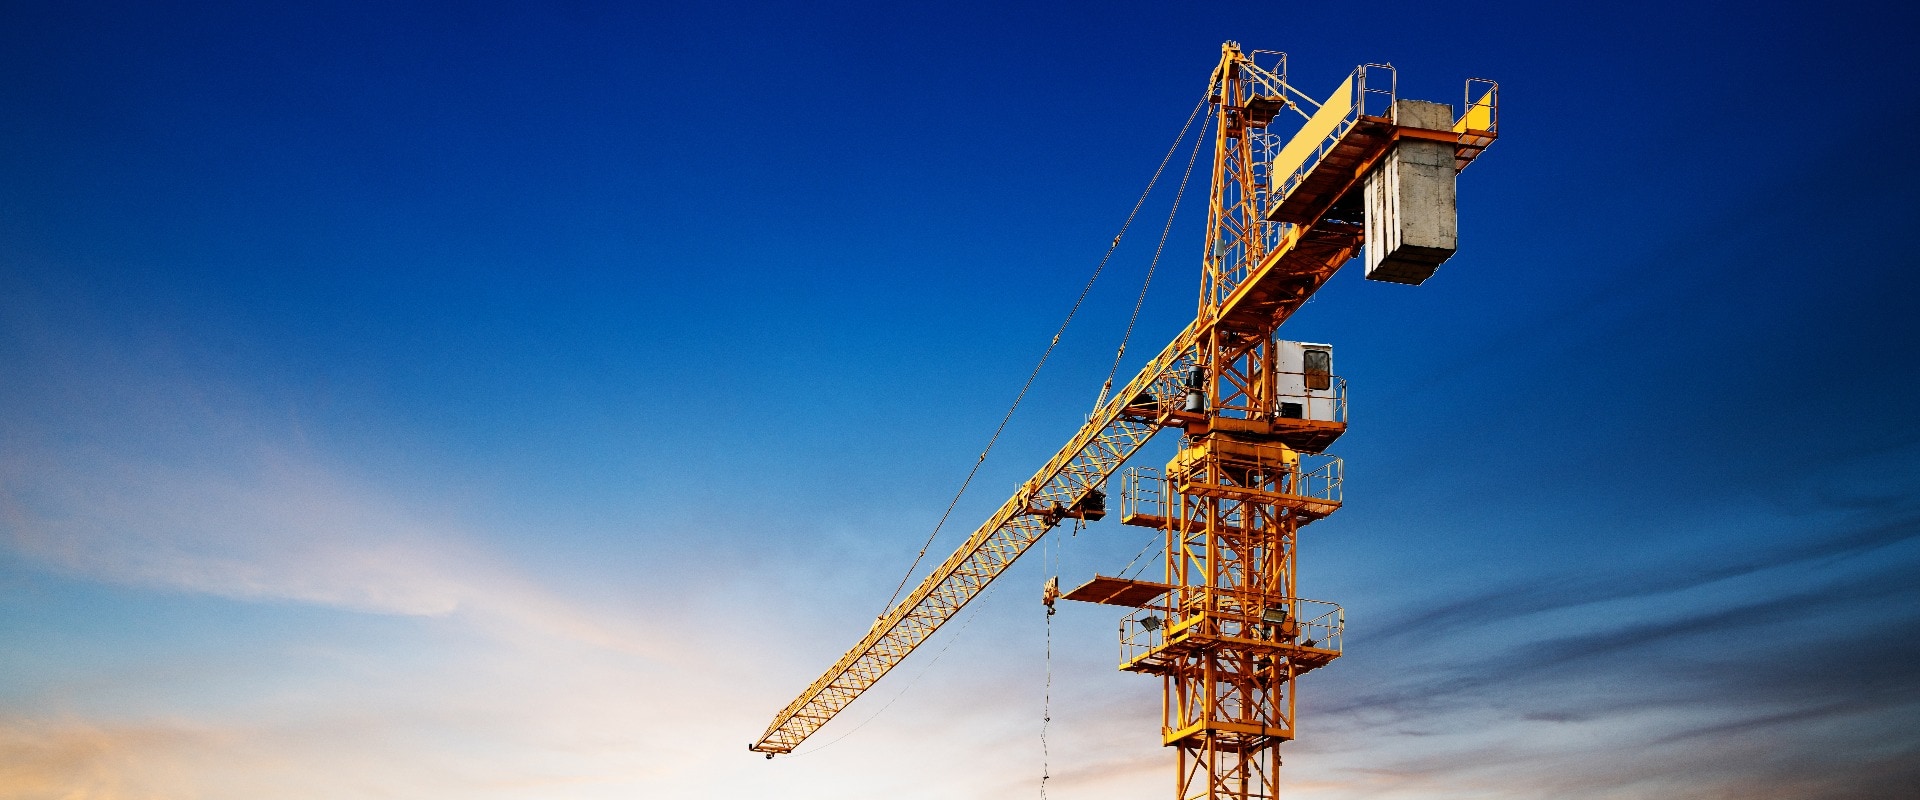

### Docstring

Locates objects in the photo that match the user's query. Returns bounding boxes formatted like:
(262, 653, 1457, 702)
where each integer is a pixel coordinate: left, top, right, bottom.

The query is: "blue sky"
(3, 1, 1917, 797)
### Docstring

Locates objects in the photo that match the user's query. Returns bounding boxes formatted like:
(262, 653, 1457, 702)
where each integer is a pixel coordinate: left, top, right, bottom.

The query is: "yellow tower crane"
(751, 43, 1499, 800)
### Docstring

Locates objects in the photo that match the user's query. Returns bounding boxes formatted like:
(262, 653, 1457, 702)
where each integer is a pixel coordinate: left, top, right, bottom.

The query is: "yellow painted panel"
(1269, 75, 1354, 192)
(1453, 86, 1495, 132)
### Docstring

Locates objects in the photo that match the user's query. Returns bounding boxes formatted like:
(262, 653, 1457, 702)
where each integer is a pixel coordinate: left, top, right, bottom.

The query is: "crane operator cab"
(1267, 340, 1344, 453)
(1179, 340, 1346, 454)
(1201, 339, 1345, 452)
(1274, 341, 1338, 422)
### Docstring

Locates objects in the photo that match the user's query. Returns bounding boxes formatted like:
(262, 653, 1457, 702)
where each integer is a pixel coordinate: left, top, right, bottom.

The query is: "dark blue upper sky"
(2, 1, 1916, 797)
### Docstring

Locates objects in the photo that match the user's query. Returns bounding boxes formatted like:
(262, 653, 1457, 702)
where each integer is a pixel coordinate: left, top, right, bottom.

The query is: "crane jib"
(749, 323, 1201, 755)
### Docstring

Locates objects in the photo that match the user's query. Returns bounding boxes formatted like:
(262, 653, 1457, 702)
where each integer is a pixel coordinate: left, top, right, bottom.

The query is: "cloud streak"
(1365, 501, 1920, 648)
(0, 292, 664, 660)
(1282, 525, 1920, 799)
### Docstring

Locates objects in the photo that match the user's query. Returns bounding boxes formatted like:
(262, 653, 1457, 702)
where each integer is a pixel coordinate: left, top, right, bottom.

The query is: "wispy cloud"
(0, 439, 675, 662)
(0, 290, 1070, 800)
(0, 717, 231, 799)
(1282, 519, 1920, 799)
(1365, 502, 1920, 648)
(0, 291, 664, 659)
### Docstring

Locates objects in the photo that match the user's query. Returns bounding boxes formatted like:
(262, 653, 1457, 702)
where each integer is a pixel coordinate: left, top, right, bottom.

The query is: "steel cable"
(1091, 105, 1211, 413)
(1040, 577, 1053, 800)
(873, 93, 1211, 620)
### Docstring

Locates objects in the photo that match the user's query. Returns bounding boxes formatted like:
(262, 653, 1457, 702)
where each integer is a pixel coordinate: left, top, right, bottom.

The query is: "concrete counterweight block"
(1363, 99, 1458, 285)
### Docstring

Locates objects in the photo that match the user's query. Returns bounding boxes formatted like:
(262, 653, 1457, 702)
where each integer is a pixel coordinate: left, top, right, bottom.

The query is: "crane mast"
(753, 42, 1499, 800)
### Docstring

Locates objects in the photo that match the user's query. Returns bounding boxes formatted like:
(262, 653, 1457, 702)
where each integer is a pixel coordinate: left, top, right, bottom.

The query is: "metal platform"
(1062, 575, 1174, 608)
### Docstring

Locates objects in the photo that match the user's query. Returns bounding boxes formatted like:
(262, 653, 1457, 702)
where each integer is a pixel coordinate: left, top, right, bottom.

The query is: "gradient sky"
(4, 1, 1918, 798)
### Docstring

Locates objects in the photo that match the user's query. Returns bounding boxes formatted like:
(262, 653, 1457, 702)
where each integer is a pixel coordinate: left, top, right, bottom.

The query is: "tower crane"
(750, 43, 1499, 800)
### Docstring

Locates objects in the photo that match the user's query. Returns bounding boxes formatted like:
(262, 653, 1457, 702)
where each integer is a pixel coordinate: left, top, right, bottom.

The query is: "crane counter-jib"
(749, 321, 1202, 755)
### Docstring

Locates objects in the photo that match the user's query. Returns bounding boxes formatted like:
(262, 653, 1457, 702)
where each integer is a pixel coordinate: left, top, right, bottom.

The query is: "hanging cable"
(874, 93, 1212, 621)
(1044, 510, 1090, 790)
(1091, 104, 1212, 413)
(1039, 527, 1064, 799)
(1040, 580, 1053, 800)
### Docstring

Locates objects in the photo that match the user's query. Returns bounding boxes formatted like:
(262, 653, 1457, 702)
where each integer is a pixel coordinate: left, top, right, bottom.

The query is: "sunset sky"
(4, 1, 1918, 798)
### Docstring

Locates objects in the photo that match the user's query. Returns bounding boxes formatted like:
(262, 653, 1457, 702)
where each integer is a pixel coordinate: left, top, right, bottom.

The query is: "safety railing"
(1119, 604, 1170, 664)
(1270, 64, 1395, 213)
(1273, 374, 1346, 423)
(1294, 457, 1343, 505)
(1360, 63, 1396, 119)
(1169, 444, 1343, 502)
(1457, 78, 1499, 134)
(1139, 450, 1344, 522)
(1120, 595, 1344, 666)
(1212, 370, 1346, 423)
(1119, 466, 1167, 523)
(1244, 49, 1289, 99)
(1288, 600, 1345, 652)
(1120, 356, 1204, 419)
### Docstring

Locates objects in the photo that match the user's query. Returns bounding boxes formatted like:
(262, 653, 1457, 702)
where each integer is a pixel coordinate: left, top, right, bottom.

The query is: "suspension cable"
(1036, 514, 1086, 796)
(874, 93, 1213, 620)
(1091, 106, 1211, 413)
(1040, 574, 1054, 800)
